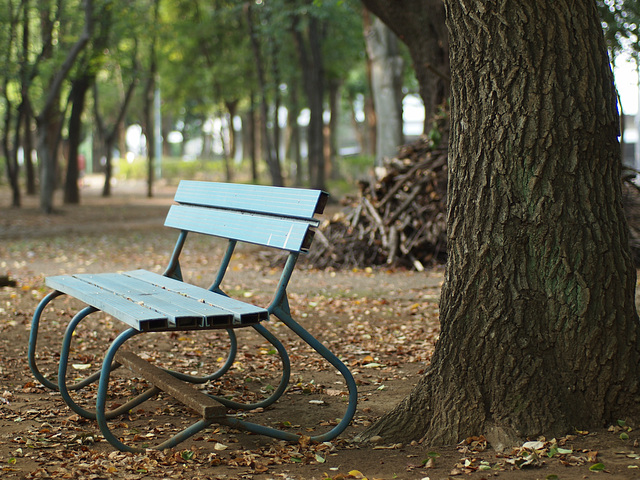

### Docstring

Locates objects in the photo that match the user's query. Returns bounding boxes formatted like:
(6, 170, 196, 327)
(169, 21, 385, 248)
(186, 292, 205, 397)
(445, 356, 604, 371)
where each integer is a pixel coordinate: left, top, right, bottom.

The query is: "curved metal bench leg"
(58, 307, 160, 420)
(267, 305, 357, 442)
(203, 323, 291, 411)
(29, 292, 121, 393)
(96, 328, 215, 453)
(29, 291, 65, 390)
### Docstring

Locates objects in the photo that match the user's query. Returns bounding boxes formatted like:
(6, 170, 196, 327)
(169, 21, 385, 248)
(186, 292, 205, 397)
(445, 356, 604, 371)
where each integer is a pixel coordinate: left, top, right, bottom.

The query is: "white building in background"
(615, 55, 639, 171)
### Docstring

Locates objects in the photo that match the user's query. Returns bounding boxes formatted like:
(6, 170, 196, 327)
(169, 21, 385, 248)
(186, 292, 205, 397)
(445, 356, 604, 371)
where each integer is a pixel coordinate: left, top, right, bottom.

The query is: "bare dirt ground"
(2, 177, 640, 480)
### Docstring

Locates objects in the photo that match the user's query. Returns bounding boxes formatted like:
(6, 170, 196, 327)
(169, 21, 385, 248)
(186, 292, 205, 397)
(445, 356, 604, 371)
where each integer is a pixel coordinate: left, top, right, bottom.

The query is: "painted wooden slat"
(174, 181, 328, 219)
(76, 273, 235, 328)
(77, 273, 204, 328)
(115, 350, 227, 419)
(164, 205, 315, 252)
(46, 275, 170, 331)
(123, 270, 269, 325)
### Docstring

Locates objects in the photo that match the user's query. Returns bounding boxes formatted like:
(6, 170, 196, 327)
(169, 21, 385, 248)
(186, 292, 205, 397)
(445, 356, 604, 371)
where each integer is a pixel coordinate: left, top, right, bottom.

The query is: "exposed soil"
(2, 177, 640, 479)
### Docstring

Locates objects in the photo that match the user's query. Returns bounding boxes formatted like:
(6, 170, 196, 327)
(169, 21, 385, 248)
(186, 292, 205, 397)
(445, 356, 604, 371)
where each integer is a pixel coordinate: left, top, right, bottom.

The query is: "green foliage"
(598, 0, 640, 59)
(115, 156, 244, 182)
(1, 0, 385, 192)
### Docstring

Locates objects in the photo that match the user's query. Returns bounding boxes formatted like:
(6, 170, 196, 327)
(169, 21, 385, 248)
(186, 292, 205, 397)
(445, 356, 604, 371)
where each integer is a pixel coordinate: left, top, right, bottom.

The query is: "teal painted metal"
(29, 181, 357, 452)
(165, 204, 316, 252)
(124, 270, 268, 325)
(46, 275, 170, 331)
(174, 180, 328, 218)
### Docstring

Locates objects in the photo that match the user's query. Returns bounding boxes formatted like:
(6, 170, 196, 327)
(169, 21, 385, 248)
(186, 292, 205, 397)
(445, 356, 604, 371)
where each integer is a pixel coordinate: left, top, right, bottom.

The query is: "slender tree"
(36, 0, 94, 213)
(359, 0, 640, 447)
(95, 73, 137, 197)
(363, 11, 404, 166)
(64, 0, 115, 204)
(20, 0, 36, 196)
(64, 73, 91, 204)
(246, 1, 283, 186)
(141, 0, 160, 198)
(1, 0, 21, 207)
(290, 0, 326, 190)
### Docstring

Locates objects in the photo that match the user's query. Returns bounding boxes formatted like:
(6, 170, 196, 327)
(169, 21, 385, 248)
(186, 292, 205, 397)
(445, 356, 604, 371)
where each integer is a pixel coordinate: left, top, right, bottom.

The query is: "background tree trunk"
(23, 101, 36, 196)
(225, 99, 239, 162)
(143, 75, 155, 198)
(96, 77, 137, 198)
(64, 75, 92, 204)
(361, 0, 449, 129)
(327, 79, 341, 179)
(291, 3, 326, 190)
(246, 3, 283, 186)
(287, 81, 303, 186)
(364, 12, 404, 166)
(2, 102, 21, 208)
(37, 0, 94, 213)
(359, 0, 640, 448)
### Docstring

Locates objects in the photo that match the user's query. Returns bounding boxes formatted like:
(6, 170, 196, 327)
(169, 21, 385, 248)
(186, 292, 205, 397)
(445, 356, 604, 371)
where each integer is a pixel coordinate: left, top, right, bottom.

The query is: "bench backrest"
(164, 181, 328, 252)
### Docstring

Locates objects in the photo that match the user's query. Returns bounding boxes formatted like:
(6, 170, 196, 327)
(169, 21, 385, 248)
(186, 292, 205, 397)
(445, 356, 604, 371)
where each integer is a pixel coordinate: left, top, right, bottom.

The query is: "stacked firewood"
(306, 137, 449, 271)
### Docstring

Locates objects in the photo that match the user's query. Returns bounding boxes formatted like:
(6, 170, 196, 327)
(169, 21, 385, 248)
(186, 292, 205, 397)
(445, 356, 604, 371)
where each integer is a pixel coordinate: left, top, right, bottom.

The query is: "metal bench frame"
(28, 181, 357, 452)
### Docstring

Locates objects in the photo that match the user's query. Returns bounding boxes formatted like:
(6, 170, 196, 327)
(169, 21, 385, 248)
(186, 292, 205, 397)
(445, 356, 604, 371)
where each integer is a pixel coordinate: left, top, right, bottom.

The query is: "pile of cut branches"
(308, 134, 449, 271)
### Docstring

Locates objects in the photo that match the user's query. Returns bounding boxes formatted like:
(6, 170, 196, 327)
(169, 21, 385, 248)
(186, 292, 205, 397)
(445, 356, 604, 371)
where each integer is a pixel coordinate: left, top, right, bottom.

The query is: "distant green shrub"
(115, 156, 234, 183)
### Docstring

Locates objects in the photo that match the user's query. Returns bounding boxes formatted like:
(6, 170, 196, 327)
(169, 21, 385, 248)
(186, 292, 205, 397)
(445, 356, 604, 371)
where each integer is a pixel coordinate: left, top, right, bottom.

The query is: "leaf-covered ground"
(2, 178, 640, 479)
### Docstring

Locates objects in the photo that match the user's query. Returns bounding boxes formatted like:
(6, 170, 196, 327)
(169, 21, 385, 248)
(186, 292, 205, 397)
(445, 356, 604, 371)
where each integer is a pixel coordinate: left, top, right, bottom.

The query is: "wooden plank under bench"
(114, 349, 227, 420)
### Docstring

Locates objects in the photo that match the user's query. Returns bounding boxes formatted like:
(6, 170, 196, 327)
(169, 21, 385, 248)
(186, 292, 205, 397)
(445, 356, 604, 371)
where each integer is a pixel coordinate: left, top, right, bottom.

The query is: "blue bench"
(28, 181, 357, 452)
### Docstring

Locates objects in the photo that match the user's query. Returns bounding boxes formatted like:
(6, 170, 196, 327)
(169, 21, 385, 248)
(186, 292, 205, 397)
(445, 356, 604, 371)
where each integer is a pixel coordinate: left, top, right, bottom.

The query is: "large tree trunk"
(359, 0, 640, 448)
(361, 0, 449, 130)
(363, 11, 404, 166)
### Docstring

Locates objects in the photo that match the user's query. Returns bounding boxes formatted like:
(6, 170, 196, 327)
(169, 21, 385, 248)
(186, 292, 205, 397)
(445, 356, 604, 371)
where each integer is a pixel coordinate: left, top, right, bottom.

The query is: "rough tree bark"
(358, 0, 640, 448)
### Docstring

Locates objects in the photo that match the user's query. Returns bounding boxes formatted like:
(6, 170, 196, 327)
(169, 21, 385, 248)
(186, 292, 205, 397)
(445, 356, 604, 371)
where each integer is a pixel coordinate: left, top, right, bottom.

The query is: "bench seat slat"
(47, 270, 269, 332)
(46, 276, 170, 331)
(174, 181, 328, 219)
(123, 270, 269, 325)
(165, 205, 315, 252)
(76, 273, 229, 329)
